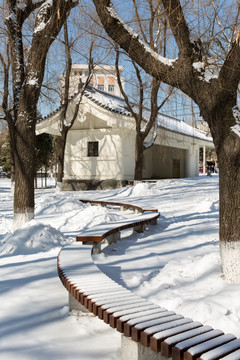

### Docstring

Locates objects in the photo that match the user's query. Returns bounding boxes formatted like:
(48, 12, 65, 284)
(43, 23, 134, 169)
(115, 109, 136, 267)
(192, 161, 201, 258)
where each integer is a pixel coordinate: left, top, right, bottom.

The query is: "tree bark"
(4, 0, 78, 229)
(56, 130, 68, 191)
(13, 101, 36, 229)
(134, 133, 144, 181)
(203, 99, 240, 282)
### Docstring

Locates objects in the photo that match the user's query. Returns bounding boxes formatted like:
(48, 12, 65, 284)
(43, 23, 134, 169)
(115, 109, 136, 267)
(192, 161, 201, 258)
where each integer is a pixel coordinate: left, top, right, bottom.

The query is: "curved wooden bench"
(79, 199, 159, 214)
(76, 199, 160, 254)
(58, 200, 240, 360)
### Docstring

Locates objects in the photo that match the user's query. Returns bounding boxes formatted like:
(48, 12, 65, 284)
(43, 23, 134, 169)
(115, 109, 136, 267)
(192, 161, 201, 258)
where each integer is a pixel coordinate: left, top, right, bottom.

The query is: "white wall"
(185, 145, 200, 177)
(64, 128, 135, 181)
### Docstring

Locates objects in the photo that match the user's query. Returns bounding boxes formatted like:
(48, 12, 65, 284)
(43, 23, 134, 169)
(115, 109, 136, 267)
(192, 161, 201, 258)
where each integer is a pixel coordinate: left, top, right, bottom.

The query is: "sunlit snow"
(0, 175, 240, 359)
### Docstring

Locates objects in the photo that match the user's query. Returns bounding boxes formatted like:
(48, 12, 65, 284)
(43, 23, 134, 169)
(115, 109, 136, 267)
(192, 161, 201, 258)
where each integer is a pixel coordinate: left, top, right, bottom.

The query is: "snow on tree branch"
(231, 105, 240, 137)
(144, 121, 157, 149)
(34, 0, 53, 33)
(105, 1, 176, 67)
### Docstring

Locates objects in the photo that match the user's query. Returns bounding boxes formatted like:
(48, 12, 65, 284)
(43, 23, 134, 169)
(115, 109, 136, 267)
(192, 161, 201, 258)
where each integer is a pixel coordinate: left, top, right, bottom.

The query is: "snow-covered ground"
(0, 175, 240, 360)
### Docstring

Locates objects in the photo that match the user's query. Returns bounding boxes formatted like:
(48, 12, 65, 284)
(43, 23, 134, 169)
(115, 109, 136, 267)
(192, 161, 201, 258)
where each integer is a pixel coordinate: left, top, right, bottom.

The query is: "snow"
(83, 86, 212, 142)
(34, 0, 53, 34)
(26, 79, 39, 86)
(1, 175, 240, 359)
(106, 4, 177, 67)
(193, 61, 219, 83)
(231, 105, 240, 138)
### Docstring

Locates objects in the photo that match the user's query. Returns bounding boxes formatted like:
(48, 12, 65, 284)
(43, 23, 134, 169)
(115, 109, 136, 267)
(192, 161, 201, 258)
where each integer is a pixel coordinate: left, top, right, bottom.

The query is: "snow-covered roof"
(84, 86, 213, 142)
(40, 85, 213, 143)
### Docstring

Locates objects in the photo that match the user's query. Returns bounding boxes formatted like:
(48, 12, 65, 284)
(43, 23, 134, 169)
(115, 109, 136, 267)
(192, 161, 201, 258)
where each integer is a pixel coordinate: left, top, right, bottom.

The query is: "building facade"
(64, 64, 124, 98)
(37, 86, 214, 190)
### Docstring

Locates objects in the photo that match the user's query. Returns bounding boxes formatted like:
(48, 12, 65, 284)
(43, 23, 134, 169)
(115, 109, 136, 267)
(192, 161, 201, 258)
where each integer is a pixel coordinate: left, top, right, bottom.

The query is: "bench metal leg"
(91, 242, 101, 255)
(150, 218, 158, 225)
(134, 224, 146, 233)
(105, 231, 120, 245)
(121, 335, 167, 360)
(83, 241, 102, 254)
(69, 294, 89, 313)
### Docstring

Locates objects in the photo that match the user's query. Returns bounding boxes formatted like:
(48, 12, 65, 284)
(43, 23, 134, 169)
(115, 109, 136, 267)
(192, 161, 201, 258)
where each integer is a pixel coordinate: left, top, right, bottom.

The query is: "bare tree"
(55, 20, 94, 191)
(92, 0, 240, 282)
(115, 49, 172, 180)
(2, 0, 77, 229)
(0, 40, 15, 187)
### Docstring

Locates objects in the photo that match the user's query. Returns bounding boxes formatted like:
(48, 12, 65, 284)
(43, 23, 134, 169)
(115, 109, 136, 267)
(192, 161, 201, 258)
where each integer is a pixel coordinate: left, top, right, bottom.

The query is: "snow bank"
(0, 221, 69, 256)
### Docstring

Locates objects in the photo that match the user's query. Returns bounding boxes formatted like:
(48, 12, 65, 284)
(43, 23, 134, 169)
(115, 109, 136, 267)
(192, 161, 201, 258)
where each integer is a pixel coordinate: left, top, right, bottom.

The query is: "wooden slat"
(160, 326, 213, 358)
(219, 349, 240, 360)
(131, 314, 184, 343)
(149, 321, 203, 354)
(102, 301, 149, 324)
(183, 334, 236, 360)
(123, 310, 174, 337)
(172, 330, 224, 360)
(141, 318, 193, 347)
(198, 339, 240, 360)
(116, 308, 167, 333)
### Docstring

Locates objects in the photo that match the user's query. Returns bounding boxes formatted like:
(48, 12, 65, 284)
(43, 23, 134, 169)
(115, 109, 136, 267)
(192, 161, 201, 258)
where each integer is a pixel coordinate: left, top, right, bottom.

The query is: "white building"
(37, 86, 214, 190)
(64, 64, 124, 98)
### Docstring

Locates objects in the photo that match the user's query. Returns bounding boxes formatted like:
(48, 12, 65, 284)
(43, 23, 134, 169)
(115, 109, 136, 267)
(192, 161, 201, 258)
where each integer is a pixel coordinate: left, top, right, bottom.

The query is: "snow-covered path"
(0, 175, 240, 360)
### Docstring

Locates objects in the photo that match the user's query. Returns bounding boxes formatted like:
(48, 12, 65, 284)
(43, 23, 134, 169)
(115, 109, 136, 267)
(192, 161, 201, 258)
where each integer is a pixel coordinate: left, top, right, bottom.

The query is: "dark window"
(97, 85, 104, 91)
(88, 141, 99, 157)
(108, 85, 114, 92)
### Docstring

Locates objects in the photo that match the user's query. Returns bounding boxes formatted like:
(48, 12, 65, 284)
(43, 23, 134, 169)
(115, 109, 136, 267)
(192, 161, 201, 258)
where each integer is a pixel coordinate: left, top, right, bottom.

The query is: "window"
(88, 141, 99, 157)
(74, 70, 82, 76)
(108, 84, 114, 92)
(97, 85, 104, 91)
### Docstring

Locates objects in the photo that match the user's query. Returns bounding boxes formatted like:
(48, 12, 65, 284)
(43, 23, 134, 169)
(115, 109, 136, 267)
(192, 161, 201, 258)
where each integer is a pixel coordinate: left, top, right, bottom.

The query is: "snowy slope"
(0, 175, 239, 360)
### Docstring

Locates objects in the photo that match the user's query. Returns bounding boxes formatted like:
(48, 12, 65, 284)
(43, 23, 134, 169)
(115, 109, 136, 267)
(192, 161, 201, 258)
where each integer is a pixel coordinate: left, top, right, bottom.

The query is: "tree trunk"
(204, 102, 240, 282)
(219, 154, 240, 282)
(8, 125, 15, 193)
(56, 131, 68, 191)
(134, 133, 144, 181)
(13, 109, 36, 230)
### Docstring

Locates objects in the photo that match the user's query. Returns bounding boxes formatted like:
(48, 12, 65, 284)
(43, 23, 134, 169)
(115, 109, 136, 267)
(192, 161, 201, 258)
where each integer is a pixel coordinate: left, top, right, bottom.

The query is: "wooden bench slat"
(172, 330, 224, 360)
(124, 310, 175, 337)
(89, 293, 138, 313)
(100, 297, 144, 310)
(132, 314, 184, 343)
(101, 303, 158, 323)
(118, 307, 168, 323)
(111, 304, 159, 318)
(103, 300, 148, 314)
(184, 334, 236, 360)
(91, 292, 135, 314)
(88, 289, 133, 301)
(198, 339, 240, 360)
(104, 304, 160, 326)
(150, 321, 203, 354)
(219, 349, 240, 360)
(160, 326, 213, 359)
(141, 318, 193, 347)
(103, 300, 149, 323)
(94, 295, 141, 307)
(116, 308, 168, 333)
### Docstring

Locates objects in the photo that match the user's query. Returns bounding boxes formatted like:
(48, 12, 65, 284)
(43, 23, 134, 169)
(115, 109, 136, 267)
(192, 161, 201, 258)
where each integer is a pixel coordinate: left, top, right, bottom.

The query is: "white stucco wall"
(64, 128, 135, 181)
(185, 145, 200, 177)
